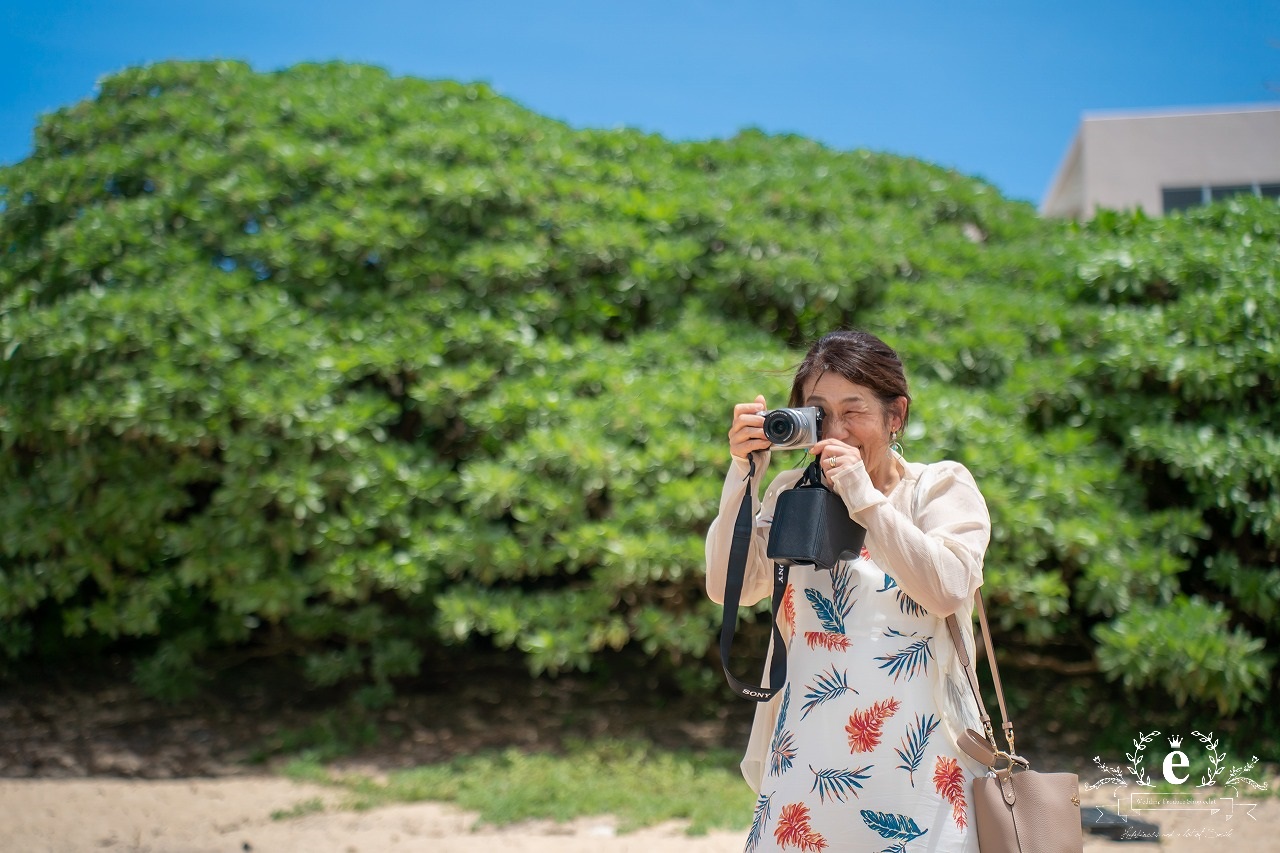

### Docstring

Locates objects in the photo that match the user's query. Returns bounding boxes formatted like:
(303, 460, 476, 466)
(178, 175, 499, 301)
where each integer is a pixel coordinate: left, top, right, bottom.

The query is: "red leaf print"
(805, 631, 851, 652)
(934, 755, 968, 829)
(859, 546, 871, 561)
(845, 698, 901, 753)
(774, 802, 828, 852)
(783, 583, 797, 642)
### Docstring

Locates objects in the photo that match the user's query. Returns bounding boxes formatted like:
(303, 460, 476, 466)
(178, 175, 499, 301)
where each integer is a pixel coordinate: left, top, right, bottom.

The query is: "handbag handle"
(946, 591, 1027, 766)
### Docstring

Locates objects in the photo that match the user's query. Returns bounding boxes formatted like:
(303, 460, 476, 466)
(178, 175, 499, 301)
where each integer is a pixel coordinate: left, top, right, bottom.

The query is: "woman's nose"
(824, 418, 849, 440)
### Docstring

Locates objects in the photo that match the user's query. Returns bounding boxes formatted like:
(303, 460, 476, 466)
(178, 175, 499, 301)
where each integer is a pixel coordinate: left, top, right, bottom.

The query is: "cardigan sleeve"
(829, 459, 989, 616)
(704, 455, 806, 606)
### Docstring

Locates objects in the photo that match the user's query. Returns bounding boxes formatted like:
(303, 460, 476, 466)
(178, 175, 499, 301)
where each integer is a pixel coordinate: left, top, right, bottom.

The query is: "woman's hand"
(729, 395, 771, 460)
(811, 438, 864, 486)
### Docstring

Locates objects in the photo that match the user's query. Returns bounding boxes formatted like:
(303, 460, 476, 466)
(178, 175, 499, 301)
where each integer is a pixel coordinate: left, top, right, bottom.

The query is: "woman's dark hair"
(788, 330, 911, 431)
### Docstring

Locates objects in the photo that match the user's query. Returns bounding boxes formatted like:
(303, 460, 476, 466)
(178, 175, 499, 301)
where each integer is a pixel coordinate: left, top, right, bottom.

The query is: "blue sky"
(2, 0, 1277, 204)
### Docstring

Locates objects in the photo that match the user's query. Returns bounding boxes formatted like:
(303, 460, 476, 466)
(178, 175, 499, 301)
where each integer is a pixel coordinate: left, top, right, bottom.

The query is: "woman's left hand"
(811, 439, 863, 485)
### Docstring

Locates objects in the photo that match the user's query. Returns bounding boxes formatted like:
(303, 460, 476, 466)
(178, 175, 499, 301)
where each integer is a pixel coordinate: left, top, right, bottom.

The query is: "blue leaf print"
(769, 685, 795, 776)
(830, 563, 857, 621)
(800, 665, 857, 720)
(876, 629, 934, 682)
(860, 810, 928, 844)
(804, 587, 845, 634)
(745, 793, 772, 852)
(874, 574, 927, 616)
(809, 763, 873, 803)
(772, 683, 790, 739)
(894, 713, 940, 786)
(897, 590, 927, 617)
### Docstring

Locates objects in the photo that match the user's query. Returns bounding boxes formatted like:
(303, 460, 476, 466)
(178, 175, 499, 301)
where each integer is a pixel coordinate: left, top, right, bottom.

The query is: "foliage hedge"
(1, 60, 1276, 728)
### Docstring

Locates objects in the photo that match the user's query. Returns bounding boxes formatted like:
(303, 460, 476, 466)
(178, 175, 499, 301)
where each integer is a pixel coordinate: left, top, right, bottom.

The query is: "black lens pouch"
(766, 459, 867, 569)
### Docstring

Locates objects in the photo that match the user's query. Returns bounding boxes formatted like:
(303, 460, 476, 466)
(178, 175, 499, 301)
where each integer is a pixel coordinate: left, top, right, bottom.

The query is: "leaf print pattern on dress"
(874, 575, 927, 617)
(782, 582, 797, 644)
(800, 666, 857, 720)
(875, 628, 934, 682)
(894, 714, 940, 787)
(829, 563, 856, 622)
(745, 793, 773, 853)
(804, 631, 851, 652)
(803, 586, 850, 652)
(809, 763, 873, 803)
(804, 587, 846, 633)
(860, 810, 928, 853)
(845, 697, 901, 753)
(774, 802, 827, 852)
(933, 755, 968, 829)
(896, 590, 927, 618)
(769, 685, 796, 777)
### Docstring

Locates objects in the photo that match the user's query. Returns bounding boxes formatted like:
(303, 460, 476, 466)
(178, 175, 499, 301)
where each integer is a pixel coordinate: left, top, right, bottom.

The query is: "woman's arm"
(705, 456, 807, 606)
(829, 460, 989, 616)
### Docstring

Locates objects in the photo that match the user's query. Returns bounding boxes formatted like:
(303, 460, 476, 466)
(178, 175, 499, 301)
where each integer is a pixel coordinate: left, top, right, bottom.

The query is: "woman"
(706, 330, 990, 853)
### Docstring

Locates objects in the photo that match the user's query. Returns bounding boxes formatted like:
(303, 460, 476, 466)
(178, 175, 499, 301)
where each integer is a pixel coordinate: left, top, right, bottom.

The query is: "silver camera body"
(762, 406, 824, 449)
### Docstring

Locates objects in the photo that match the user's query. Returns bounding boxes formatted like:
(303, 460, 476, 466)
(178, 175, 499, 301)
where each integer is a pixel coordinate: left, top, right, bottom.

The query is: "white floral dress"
(744, 544, 977, 853)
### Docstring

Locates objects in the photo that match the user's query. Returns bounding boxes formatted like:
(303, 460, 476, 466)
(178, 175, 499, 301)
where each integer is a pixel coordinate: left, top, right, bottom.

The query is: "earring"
(889, 429, 903, 456)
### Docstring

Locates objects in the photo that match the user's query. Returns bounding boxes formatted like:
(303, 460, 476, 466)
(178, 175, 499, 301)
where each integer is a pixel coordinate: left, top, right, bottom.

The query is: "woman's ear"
(891, 397, 908, 433)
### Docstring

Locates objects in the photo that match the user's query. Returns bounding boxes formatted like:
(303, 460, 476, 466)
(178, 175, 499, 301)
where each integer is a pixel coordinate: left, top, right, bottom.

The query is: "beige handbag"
(947, 594, 1084, 853)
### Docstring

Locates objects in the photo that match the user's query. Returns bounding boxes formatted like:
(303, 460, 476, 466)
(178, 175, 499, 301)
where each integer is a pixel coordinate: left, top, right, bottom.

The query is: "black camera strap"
(718, 453, 790, 702)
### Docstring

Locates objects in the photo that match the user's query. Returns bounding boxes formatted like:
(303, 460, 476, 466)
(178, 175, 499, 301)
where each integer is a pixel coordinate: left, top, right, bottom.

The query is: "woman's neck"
(867, 451, 902, 496)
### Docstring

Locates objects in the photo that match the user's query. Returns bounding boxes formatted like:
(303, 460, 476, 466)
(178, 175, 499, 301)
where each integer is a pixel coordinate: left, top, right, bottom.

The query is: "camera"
(762, 406, 823, 449)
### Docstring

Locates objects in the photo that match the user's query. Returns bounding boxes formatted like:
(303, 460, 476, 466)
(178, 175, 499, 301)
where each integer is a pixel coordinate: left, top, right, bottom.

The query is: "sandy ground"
(1, 776, 1275, 853)
(0, 776, 742, 852)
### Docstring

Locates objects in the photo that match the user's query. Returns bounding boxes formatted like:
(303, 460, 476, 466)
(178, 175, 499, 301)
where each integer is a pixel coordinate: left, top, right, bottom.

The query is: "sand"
(1, 775, 1275, 853)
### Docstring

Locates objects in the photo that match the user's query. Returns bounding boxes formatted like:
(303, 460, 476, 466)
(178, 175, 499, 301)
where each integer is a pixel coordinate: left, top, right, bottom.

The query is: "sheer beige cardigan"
(705, 450, 992, 792)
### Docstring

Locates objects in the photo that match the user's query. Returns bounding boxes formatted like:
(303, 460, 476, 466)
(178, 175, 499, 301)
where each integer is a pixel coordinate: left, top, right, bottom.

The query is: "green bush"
(1, 60, 1275, 728)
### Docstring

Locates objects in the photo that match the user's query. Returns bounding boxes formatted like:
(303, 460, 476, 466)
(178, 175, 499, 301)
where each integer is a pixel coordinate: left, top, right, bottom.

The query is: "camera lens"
(763, 410, 798, 444)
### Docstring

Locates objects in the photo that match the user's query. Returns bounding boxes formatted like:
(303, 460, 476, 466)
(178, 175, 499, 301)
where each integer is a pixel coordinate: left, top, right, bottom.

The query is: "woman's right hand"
(728, 395, 771, 461)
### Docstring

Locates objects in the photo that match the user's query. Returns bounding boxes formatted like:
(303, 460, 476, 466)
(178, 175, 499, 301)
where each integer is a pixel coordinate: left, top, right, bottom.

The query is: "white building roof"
(1041, 103, 1280, 218)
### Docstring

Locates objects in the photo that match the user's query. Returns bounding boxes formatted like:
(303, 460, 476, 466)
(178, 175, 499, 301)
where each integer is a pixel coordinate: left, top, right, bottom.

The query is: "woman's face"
(802, 372, 900, 460)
